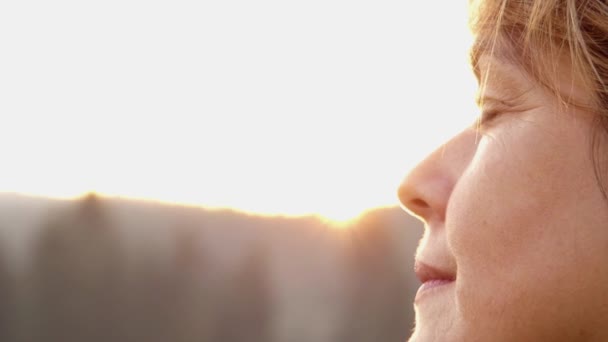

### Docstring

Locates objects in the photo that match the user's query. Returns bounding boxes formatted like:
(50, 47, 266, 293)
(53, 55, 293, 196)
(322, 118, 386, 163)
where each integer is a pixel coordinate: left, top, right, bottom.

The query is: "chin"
(410, 294, 462, 342)
(408, 327, 463, 342)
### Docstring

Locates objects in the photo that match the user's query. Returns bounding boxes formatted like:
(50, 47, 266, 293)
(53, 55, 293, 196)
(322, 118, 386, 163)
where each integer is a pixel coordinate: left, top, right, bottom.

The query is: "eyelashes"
(474, 109, 503, 134)
(479, 109, 500, 126)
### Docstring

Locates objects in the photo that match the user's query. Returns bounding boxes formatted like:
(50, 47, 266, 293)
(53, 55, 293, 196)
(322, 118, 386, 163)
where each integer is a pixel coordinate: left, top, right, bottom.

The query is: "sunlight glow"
(0, 1, 477, 221)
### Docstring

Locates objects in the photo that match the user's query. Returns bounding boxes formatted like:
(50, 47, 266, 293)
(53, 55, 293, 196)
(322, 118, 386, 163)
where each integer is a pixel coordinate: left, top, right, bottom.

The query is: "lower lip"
(415, 279, 455, 303)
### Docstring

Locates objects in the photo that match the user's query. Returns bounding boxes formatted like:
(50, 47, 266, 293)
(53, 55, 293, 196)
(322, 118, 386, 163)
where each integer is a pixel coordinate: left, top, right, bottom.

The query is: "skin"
(398, 55, 608, 342)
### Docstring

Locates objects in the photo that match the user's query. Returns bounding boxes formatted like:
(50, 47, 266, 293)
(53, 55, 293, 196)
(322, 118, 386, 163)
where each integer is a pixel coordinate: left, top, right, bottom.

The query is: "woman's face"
(399, 55, 608, 342)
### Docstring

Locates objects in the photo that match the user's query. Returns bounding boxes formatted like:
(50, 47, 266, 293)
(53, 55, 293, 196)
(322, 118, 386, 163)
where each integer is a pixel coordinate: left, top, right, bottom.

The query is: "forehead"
(475, 55, 525, 84)
(470, 35, 520, 80)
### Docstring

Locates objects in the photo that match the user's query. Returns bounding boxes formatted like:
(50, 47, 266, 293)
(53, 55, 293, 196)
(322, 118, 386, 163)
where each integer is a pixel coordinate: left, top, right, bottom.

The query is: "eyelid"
(479, 96, 510, 109)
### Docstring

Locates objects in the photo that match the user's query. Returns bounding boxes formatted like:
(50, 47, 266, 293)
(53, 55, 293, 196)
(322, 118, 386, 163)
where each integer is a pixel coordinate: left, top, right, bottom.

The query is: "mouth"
(414, 260, 456, 303)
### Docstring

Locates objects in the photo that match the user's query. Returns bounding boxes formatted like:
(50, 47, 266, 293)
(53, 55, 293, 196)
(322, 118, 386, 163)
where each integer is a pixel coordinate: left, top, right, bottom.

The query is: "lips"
(414, 260, 456, 284)
(414, 260, 456, 302)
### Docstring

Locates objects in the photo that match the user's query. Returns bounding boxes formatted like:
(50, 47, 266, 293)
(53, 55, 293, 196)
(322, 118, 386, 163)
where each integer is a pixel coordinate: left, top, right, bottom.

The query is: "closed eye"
(475, 96, 511, 130)
(479, 109, 500, 126)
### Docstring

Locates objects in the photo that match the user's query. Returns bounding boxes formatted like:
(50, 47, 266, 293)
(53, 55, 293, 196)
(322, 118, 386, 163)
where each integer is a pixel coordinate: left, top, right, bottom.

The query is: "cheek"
(448, 116, 597, 270)
(448, 134, 554, 270)
(445, 123, 608, 338)
(448, 140, 549, 307)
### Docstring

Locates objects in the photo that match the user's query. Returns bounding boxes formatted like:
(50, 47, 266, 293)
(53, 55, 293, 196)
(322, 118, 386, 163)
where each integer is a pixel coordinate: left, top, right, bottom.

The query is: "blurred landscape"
(0, 193, 423, 342)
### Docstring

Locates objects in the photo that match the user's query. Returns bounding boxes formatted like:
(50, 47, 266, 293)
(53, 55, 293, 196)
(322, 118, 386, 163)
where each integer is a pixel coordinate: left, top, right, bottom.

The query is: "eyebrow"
(475, 94, 513, 108)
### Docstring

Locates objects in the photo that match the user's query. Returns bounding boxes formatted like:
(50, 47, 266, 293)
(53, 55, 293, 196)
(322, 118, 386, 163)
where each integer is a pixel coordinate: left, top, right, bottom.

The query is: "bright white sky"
(0, 0, 478, 220)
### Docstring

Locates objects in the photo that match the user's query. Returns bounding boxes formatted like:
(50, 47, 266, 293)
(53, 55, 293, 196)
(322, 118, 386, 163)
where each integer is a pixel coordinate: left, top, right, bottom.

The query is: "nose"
(398, 128, 477, 224)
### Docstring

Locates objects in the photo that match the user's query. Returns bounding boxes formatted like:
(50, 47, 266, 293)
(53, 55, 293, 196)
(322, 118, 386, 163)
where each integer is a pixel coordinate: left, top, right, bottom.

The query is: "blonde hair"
(469, 0, 608, 198)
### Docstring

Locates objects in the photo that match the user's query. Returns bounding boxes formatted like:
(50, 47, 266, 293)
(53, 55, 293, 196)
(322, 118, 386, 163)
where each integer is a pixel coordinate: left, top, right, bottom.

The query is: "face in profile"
(399, 55, 608, 341)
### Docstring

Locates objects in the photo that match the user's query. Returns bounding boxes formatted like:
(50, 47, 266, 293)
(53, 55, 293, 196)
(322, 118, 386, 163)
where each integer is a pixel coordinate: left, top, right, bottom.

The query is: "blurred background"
(0, 0, 478, 340)
(0, 194, 422, 341)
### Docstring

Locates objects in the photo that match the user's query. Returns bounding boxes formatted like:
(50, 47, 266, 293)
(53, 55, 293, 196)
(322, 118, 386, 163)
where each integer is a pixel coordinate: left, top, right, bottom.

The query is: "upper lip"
(414, 260, 456, 283)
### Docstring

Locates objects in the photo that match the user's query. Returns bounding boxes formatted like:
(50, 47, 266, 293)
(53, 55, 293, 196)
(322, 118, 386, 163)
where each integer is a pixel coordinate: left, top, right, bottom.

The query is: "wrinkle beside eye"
(476, 81, 534, 112)
(477, 98, 540, 130)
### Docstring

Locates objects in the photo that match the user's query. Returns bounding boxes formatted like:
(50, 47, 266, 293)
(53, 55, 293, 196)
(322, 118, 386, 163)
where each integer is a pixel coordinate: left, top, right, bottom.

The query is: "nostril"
(411, 198, 430, 209)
